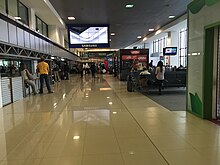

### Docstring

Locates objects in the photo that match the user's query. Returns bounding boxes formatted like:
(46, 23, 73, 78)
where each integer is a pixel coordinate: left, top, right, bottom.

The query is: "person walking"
(37, 57, 53, 94)
(155, 61, 165, 95)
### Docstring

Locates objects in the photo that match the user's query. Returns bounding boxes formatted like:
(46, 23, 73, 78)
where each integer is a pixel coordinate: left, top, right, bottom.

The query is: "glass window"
(36, 17, 43, 34)
(42, 22, 48, 37)
(0, 0, 6, 13)
(153, 36, 168, 53)
(179, 28, 187, 67)
(8, 0, 18, 17)
(18, 2, 29, 25)
(36, 16, 48, 37)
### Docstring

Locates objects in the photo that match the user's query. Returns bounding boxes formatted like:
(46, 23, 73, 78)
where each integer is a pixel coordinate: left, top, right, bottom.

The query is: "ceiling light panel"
(126, 4, 134, 8)
(168, 15, 175, 19)
(68, 16, 75, 20)
(148, 29, 155, 32)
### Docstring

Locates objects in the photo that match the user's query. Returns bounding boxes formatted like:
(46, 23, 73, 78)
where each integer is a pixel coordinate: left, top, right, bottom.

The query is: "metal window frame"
(179, 28, 187, 67)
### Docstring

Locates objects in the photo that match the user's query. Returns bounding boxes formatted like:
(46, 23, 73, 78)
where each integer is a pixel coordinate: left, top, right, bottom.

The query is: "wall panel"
(24, 31, 30, 48)
(8, 24, 17, 45)
(0, 19, 8, 42)
(17, 28, 24, 47)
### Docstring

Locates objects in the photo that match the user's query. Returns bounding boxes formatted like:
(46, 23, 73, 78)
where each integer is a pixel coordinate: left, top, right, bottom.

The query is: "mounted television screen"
(68, 25, 110, 48)
(163, 47, 177, 55)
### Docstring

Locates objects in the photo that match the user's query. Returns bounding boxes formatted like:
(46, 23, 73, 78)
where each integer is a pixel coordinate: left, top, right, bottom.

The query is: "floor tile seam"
(110, 116, 130, 165)
(105, 78, 170, 165)
(81, 110, 89, 165)
(95, 79, 127, 165)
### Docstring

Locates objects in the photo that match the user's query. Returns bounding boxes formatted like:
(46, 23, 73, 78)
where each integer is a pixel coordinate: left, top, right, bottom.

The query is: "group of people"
(137, 60, 165, 95)
(78, 63, 98, 78)
(21, 57, 53, 95)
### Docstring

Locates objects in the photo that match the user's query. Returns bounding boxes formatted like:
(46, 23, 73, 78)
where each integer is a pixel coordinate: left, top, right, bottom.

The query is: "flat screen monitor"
(68, 25, 110, 48)
(163, 47, 177, 55)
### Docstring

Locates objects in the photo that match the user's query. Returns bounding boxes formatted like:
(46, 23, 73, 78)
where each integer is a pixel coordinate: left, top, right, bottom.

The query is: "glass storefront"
(0, 59, 21, 77)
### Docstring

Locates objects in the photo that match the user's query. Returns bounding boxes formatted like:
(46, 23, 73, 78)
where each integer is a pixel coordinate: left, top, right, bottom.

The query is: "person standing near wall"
(37, 57, 53, 94)
(155, 61, 165, 95)
(53, 63, 60, 82)
(64, 62, 70, 80)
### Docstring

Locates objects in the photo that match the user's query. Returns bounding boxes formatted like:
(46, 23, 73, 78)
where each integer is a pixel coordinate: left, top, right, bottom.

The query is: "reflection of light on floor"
(99, 88, 112, 91)
(129, 151, 135, 155)
(63, 93, 66, 99)
(73, 136, 80, 140)
(73, 109, 110, 125)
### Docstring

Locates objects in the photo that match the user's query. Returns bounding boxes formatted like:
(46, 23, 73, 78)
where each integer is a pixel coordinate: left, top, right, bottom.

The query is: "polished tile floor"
(0, 75, 220, 165)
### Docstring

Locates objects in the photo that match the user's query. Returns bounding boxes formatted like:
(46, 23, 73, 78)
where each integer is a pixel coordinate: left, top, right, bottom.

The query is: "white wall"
(29, 8, 36, 30)
(170, 31, 179, 67)
(140, 20, 187, 67)
(48, 25, 65, 47)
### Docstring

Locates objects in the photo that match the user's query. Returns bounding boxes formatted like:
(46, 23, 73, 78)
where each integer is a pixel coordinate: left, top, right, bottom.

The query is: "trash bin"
(127, 75, 133, 92)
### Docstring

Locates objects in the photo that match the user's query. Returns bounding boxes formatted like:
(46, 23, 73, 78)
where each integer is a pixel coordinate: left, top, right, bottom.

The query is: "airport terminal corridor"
(0, 75, 220, 165)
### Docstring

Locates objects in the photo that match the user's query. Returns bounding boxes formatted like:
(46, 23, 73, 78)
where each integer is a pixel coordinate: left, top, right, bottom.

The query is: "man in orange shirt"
(37, 57, 53, 94)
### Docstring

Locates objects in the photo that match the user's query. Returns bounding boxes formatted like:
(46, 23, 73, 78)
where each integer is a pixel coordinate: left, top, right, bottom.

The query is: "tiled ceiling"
(49, 0, 191, 49)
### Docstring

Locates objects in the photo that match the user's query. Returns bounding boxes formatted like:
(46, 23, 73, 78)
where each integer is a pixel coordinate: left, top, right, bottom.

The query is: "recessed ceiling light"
(107, 97, 110, 99)
(14, 17, 21, 20)
(113, 112, 117, 114)
(109, 39, 112, 42)
(137, 36, 142, 39)
(109, 102, 113, 105)
(111, 33, 115, 36)
(68, 16, 75, 20)
(168, 15, 175, 19)
(149, 29, 155, 32)
(126, 4, 134, 8)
